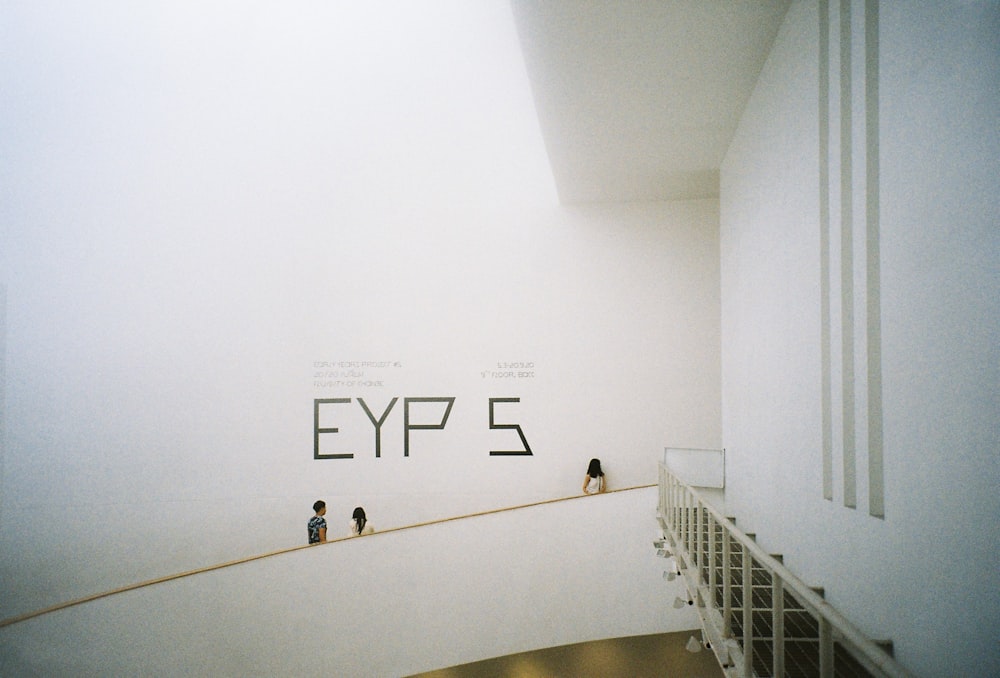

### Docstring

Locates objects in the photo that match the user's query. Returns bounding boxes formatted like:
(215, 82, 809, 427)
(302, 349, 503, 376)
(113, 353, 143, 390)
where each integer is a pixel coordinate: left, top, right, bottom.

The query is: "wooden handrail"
(0, 484, 654, 629)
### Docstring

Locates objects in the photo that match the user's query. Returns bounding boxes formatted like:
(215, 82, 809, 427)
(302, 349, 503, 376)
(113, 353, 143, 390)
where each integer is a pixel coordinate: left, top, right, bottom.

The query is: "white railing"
(657, 463, 914, 678)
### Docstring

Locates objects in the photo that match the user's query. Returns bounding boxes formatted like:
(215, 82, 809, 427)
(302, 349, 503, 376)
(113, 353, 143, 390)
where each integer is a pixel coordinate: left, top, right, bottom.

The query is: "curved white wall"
(0, 488, 700, 677)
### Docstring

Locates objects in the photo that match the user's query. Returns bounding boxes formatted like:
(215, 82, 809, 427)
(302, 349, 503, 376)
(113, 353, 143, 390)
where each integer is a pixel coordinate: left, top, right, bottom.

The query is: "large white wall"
(720, 2, 1000, 677)
(0, 1, 721, 623)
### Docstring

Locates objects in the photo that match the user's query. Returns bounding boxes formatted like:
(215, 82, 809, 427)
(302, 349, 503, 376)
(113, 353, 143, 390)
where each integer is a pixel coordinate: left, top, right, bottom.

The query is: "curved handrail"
(0, 484, 654, 629)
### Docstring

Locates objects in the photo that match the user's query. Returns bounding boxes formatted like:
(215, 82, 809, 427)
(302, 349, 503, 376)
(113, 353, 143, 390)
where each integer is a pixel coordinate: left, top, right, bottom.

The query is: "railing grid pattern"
(657, 464, 913, 678)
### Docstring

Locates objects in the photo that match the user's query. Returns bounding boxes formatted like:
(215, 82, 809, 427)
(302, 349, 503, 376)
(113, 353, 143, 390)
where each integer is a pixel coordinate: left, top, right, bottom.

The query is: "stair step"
(875, 639, 895, 656)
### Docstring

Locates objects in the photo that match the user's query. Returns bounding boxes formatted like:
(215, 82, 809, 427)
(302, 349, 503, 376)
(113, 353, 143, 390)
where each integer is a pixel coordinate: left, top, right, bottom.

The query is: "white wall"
(0, 1, 721, 623)
(0, 488, 701, 677)
(720, 2, 1000, 677)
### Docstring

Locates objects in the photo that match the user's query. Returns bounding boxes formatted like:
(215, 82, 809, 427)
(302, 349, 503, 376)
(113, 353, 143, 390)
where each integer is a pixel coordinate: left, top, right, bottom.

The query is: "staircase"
(656, 464, 913, 678)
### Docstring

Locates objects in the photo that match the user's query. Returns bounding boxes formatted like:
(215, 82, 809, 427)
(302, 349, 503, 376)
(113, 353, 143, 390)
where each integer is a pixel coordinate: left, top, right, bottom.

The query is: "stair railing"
(657, 463, 914, 678)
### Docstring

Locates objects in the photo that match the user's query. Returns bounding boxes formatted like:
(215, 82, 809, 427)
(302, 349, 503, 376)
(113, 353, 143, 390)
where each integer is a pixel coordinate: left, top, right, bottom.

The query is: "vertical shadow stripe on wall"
(819, 0, 884, 518)
(0, 283, 5, 527)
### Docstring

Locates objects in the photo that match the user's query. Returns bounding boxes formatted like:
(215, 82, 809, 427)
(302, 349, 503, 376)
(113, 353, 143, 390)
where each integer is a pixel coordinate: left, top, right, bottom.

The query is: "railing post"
(674, 475, 680, 532)
(695, 498, 704, 579)
(687, 490, 695, 559)
(659, 466, 667, 522)
(708, 512, 717, 608)
(743, 542, 753, 677)
(773, 574, 785, 678)
(657, 466, 662, 517)
(722, 527, 732, 638)
(671, 474, 678, 534)
(680, 487, 688, 555)
(820, 616, 834, 678)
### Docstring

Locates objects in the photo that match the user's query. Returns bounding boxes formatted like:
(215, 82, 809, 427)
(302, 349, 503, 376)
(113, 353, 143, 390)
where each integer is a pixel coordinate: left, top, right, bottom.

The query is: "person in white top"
(582, 458, 606, 494)
(349, 506, 375, 536)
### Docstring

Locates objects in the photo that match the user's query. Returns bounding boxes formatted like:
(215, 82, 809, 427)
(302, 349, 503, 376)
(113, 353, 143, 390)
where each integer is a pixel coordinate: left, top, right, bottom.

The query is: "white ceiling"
(510, 0, 791, 204)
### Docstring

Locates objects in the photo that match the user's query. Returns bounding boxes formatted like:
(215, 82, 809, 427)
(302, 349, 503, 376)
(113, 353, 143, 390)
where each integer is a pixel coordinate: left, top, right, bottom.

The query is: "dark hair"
(352, 506, 367, 534)
(313, 500, 326, 513)
(586, 458, 603, 477)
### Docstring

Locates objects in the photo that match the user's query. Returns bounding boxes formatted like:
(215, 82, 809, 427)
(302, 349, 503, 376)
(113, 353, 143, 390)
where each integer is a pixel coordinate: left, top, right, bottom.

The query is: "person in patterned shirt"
(308, 500, 327, 544)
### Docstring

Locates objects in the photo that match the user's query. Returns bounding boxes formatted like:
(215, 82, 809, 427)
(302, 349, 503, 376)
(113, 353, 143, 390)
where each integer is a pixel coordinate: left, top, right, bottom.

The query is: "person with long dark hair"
(582, 458, 606, 494)
(349, 506, 375, 536)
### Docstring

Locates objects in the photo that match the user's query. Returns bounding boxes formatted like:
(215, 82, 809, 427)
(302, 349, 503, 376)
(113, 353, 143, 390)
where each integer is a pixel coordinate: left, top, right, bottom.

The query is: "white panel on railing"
(663, 447, 724, 488)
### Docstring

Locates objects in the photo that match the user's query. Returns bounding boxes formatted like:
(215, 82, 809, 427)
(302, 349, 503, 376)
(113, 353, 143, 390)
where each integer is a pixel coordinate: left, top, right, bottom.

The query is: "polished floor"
(408, 631, 725, 678)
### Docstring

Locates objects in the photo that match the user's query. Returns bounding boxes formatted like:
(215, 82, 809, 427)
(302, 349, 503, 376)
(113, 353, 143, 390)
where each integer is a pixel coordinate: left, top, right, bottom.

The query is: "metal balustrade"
(657, 464, 914, 678)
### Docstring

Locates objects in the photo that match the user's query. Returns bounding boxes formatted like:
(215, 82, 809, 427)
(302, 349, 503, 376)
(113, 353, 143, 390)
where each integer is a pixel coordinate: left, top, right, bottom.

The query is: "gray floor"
(408, 631, 725, 678)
